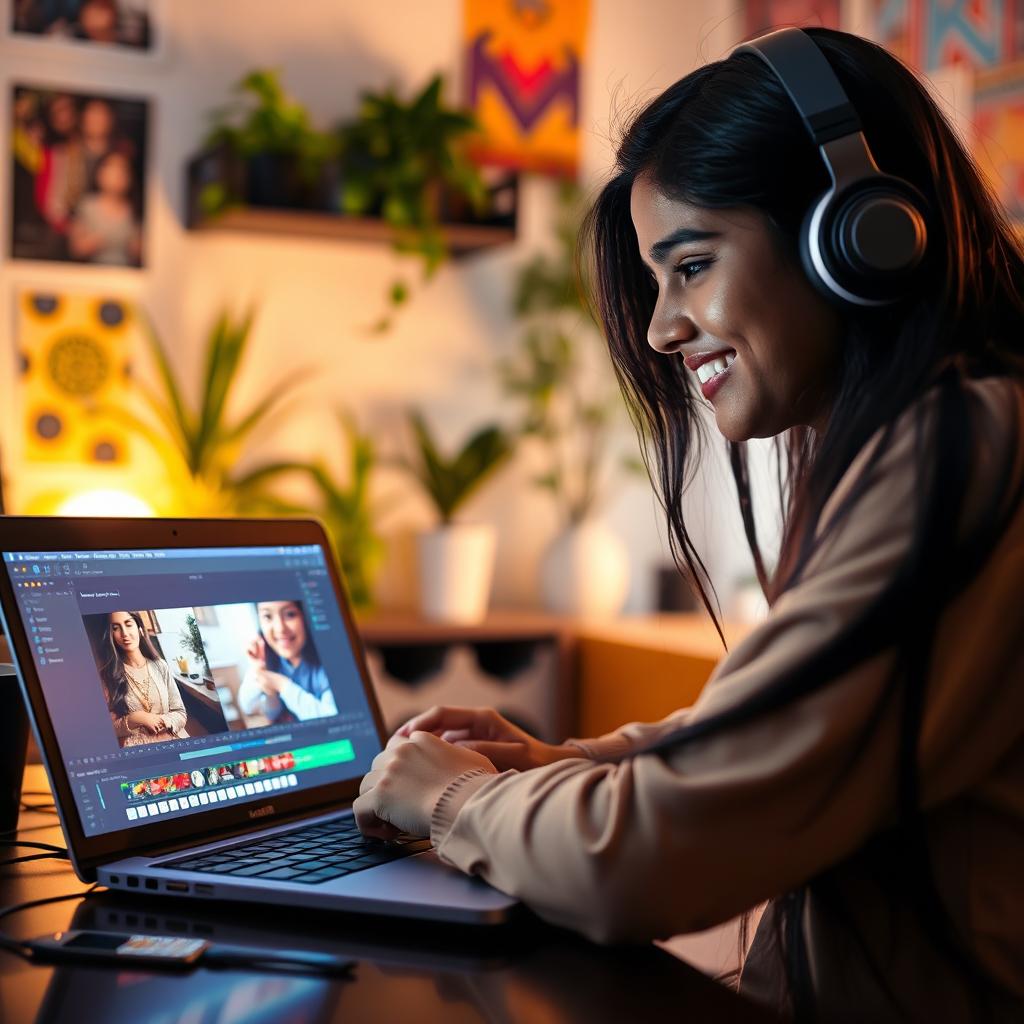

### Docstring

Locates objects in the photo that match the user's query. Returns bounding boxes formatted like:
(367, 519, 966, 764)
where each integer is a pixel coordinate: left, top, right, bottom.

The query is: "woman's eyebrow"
(649, 227, 720, 264)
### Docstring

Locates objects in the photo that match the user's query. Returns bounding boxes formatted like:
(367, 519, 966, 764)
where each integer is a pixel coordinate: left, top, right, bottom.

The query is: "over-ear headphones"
(736, 28, 928, 307)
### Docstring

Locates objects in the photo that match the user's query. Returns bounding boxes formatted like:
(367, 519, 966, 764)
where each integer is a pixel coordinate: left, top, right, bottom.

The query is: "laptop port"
(165, 882, 189, 893)
(126, 876, 139, 888)
(109, 875, 119, 885)
(195, 884, 214, 896)
(144, 878, 158, 891)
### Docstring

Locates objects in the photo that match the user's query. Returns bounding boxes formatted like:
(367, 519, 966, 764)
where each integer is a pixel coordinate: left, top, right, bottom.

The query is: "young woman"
(100, 610, 189, 747)
(238, 600, 337, 723)
(353, 28, 1024, 1022)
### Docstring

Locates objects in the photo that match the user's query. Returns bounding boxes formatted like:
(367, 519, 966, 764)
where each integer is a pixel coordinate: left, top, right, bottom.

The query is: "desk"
(1, 766, 776, 1023)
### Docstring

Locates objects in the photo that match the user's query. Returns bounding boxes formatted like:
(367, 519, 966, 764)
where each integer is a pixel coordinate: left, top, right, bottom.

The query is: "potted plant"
(336, 74, 488, 331)
(499, 183, 641, 616)
(397, 411, 513, 622)
(181, 614, 213, 686)
(112, 307, 312, 514)
(201, 69, 338, 213)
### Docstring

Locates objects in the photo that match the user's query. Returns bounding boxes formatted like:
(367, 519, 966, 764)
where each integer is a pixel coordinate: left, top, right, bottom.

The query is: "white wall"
(0, 0, 780, 614)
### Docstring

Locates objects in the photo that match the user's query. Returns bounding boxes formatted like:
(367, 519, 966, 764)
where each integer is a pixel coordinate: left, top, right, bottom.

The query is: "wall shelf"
(184, 147, 518, 256)
(187, 207, 515, 256)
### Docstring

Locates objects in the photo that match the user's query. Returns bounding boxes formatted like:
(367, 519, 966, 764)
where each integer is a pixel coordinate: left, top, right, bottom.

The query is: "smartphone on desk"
(29, 930, 207, 967)
(27, 929, 356, 974)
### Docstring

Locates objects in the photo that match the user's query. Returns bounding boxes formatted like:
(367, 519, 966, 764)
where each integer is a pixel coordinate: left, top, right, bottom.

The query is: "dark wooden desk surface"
(0, 767, 777, 1023)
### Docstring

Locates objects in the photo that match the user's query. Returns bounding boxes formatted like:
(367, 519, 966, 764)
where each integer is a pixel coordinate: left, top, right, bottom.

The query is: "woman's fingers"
(440, 728, 473, 743)
(394, 706, 493, 741)
(246, 636, 267, 667)
(352, 792, 401, 840)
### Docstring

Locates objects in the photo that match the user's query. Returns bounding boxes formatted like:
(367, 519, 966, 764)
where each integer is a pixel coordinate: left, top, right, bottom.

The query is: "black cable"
(0, 884, 102, 960)
(0, 840, 67, 853)
(0, 852, 70, 868)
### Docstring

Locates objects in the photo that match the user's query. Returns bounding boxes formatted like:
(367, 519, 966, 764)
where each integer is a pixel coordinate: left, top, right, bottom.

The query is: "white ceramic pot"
(540, 519, 630, 617)
(417, 524, 497, 623)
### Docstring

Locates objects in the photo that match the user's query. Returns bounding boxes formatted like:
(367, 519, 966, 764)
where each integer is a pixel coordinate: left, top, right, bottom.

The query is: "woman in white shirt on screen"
(101, 609, 189, 747)
(238, 600, 337, 723)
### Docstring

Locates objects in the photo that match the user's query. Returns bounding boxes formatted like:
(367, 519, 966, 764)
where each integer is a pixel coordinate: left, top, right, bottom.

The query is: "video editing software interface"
(2, 543, 381, 839)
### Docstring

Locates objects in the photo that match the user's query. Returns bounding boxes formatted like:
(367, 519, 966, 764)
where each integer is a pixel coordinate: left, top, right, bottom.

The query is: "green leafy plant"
(499, 182, 642, 526)
(117, 308, 311, 514)
(181, 615, 212, 678)
(302, 412, 388, 610)
(399, 412, 513, 526)
(202, 69, 337, 214)
(336, 74, 488, 331)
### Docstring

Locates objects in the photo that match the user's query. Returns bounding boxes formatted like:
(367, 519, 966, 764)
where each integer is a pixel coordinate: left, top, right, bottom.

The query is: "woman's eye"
(675, 258, 711, 281)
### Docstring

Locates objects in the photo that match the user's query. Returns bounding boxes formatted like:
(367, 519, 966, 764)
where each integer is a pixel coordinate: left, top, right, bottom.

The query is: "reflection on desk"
(1, 772, 778, 1022)
(15, 891, 777, 1024)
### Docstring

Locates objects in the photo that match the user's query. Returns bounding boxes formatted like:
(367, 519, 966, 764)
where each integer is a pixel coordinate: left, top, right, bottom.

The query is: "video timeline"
(118, 738, 354, 823)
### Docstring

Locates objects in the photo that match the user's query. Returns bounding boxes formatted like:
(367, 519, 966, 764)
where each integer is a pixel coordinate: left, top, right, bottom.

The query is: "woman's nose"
(647, 300, 697, 355)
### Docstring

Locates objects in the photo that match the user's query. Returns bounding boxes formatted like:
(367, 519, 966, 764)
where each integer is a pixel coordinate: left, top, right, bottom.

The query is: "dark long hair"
(99, 610, 163, 717)
(583, 27, 1024, 1021)
(254, 600, 320, 673)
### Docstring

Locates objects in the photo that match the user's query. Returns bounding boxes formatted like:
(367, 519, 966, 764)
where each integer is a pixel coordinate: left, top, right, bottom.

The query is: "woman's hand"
(354, 731, 497, 839)
(246, 636, 267, 668)
(243, 664, 286, 697)
(126, 710, 165, 735)
(390, 706, 583, 773)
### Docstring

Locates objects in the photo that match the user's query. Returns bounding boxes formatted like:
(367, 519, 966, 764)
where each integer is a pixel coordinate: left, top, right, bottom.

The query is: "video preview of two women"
(86, 600, 337, 748)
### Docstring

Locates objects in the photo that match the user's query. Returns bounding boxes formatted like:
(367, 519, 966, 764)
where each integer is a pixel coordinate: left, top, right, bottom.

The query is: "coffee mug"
(0, 642, 30, 833)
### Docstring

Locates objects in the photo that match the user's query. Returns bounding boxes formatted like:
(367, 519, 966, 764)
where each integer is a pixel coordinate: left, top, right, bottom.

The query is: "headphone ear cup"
(799, 191, 840, 305)
(803, 179, 928, 308)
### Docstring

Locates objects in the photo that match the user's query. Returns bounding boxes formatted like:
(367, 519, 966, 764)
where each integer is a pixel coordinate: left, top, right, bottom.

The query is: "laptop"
(0, 516, 517, 924)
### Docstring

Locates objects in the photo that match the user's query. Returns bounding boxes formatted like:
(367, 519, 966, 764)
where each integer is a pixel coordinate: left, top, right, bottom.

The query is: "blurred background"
(0, 0, 1020, 624)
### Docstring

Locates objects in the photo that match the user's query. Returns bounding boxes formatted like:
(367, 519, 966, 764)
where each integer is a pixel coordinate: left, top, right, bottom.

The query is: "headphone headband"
(732, 28, 928, 307)
(737, 28, 861, 146)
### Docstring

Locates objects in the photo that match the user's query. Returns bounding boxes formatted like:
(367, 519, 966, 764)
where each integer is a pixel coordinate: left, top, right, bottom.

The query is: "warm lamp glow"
(56, 490, 155, 517)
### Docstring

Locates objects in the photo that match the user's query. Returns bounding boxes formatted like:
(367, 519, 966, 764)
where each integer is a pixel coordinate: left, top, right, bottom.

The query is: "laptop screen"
(2, 542, 381, 839)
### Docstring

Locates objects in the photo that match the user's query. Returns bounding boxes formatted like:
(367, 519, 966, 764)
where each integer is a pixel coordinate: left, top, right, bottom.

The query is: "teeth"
(696, 353, 734, 384)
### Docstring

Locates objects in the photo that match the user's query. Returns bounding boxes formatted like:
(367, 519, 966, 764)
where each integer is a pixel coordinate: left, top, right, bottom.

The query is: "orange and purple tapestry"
(463, 0, 590, 177)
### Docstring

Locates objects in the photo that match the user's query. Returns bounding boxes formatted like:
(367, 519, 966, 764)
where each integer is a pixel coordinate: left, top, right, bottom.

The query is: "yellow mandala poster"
(17, 290, 137, 466)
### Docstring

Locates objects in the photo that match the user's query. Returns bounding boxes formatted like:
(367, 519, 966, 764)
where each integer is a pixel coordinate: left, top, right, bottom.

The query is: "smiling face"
(257, 601, 307, 665)
(630, 175, 842, 441)
(109, 611, 140, 654)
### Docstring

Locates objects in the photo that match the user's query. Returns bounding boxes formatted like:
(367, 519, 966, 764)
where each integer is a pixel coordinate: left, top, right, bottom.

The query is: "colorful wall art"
(974, 61, 1024, 219)
(463, 0, 590, 177)
(16, 289, 138, 466)
(869, 0, 1022, 71)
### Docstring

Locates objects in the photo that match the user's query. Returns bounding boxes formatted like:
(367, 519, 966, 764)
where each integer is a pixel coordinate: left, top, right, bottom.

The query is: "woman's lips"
(688, 351, 736, 401)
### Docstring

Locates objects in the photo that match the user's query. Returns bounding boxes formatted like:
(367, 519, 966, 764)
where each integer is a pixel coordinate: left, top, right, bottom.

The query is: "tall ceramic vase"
(540, 519, 629, 617)
(417, 523, 497, 623)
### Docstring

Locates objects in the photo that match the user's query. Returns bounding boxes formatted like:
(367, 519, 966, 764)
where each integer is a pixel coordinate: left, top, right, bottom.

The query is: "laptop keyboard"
(162, 816, 432, 886)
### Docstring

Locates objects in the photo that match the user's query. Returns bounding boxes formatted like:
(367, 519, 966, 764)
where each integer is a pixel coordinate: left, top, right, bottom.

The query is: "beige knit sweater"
(429, 376, 1024, 1022)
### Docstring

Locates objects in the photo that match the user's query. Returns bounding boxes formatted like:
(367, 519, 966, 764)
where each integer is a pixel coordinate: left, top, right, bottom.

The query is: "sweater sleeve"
(430, 378, 1024, 944)
(565, 708, 695, 760)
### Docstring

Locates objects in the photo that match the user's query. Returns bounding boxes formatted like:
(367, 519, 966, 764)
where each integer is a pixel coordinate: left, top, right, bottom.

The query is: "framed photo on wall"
(2, 0, 164, 60)
(10, 83, 149, 267)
